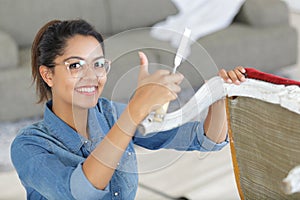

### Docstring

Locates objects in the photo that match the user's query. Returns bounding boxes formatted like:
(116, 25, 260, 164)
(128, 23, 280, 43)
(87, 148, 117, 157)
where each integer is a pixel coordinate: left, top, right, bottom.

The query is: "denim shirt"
(11, 98, 228, 200)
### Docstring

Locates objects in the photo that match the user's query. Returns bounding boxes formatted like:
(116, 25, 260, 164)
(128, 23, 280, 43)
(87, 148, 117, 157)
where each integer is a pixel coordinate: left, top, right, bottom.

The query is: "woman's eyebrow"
(92, 56, 105, 61)
(63, 56, 84, 62)
(63, 55, 105, 62)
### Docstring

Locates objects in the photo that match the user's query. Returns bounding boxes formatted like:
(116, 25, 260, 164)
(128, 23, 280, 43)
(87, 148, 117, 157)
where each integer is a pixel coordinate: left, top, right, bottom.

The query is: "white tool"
(172, 28, 192, 74)
(153, 28, 192, 122)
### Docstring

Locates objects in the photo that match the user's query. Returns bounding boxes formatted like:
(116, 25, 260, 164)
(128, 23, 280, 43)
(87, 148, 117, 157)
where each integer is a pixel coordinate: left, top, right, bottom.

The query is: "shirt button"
(84, 141, 88, 144)
(114, 192, 119, 196)
(128, 152, 132, 156)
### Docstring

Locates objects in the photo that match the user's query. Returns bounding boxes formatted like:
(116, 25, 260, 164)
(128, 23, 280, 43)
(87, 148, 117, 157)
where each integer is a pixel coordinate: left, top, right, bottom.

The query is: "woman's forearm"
(204, 99, 227, 143)
(82, 101, 143, 190)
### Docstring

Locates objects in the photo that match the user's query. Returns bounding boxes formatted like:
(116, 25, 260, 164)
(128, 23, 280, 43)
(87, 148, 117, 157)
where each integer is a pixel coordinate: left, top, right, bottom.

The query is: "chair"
(139, 67, 300, 199)
(226, 68, 300, 199)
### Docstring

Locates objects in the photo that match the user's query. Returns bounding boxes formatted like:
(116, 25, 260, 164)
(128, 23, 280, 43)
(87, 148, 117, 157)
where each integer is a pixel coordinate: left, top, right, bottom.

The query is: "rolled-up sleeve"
(196, 122, 229, 151)
(70, 163, 110, 199)
(134, 121, 228, 152)
(109, 99, 228, 152)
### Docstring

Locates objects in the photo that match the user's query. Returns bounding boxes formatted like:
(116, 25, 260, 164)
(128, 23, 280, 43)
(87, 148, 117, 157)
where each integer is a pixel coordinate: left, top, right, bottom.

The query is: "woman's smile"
(75, 85, 98, 96)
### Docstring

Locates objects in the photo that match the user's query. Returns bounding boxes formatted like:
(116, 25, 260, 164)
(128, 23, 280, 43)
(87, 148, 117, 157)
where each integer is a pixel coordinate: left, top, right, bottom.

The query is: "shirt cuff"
(197, 123, 229, 151)
(70, 162, 110, 200)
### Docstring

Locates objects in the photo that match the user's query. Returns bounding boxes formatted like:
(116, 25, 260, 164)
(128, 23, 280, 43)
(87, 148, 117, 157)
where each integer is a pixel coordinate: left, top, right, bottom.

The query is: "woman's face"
(50, 35, 106, 110)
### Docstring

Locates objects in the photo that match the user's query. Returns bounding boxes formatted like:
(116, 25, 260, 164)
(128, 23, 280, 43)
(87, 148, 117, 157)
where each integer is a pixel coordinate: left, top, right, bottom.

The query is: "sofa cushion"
(0, 0, 109, 46)
(109, 0, 178, 34)
(0, 66, 43, 121)
(0, 30, 18, 69)
(103, 31, 160, 102)
(198, 23, 298, 72)
(235, 0, 289, 27)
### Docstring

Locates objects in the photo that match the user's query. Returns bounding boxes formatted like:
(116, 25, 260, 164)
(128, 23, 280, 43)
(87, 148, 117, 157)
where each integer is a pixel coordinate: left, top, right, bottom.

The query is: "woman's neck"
(52, 99, 89, 139)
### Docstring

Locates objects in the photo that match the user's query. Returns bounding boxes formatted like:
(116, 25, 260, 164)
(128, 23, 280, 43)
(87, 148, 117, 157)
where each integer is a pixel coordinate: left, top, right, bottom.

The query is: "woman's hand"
(218, 66, 246, 85)
(128, 52, 184, 123)
(204, 66, 247, 143)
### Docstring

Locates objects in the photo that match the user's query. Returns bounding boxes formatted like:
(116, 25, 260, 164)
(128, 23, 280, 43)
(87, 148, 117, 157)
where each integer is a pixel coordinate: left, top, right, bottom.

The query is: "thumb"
(138, 51, 149, 82)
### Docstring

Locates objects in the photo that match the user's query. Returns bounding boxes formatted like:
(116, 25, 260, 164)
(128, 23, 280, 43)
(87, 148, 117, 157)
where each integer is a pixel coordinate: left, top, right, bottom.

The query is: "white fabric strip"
(138, 76, 300, 135)
(282, 165, 300, 194)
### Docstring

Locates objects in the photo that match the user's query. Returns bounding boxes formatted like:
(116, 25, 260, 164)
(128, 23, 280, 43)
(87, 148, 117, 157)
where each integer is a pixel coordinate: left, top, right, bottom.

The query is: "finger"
(138, 51, 149, 81)
(234, 69, 246, 82)
(218, 69, 232, 83)
(236, 66, 246, 73)
(170, 83, 182, 94)
(228, 70, 240, 85)
(164, 85, 179, 101)
(169, 72, 184, 85)
(175, 72, 184, 84)
(235, 66, 246, 82)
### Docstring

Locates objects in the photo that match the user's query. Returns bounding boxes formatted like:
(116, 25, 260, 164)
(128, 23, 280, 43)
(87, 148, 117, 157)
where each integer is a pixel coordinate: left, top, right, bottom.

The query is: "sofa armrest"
(0, 30, 18, 69)
(234, 0, 289, 27)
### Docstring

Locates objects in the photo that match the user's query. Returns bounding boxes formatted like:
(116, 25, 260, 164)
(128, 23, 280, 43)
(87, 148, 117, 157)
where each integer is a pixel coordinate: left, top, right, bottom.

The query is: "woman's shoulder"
(17, 120, 46, 136)
(12, 120, 51, 147)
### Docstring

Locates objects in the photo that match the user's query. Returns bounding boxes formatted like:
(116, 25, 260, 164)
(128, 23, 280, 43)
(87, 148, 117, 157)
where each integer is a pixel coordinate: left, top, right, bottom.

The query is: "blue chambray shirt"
(11, 98, 228, 200)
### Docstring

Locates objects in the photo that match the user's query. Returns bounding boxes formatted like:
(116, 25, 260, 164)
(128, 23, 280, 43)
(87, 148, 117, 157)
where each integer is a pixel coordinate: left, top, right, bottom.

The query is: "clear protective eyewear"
(50, 57, 111, 78)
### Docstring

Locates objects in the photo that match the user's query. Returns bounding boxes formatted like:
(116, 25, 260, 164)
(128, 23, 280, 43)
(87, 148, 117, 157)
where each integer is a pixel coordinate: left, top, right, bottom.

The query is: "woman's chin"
(72, 95, 100, 109)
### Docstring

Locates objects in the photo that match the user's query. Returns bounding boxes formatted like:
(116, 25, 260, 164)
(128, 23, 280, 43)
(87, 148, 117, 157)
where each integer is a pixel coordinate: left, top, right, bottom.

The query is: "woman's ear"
(39, 65, 54, 87)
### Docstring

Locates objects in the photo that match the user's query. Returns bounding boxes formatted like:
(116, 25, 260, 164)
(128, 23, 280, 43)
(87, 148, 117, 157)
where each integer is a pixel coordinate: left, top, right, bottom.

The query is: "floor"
(135, 146, 239, 200)
(1, 12, 300, 200)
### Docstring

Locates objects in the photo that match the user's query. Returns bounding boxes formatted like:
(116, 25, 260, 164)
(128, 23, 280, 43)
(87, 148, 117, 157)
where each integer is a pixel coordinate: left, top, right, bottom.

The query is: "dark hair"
(31, 19, 104, 103)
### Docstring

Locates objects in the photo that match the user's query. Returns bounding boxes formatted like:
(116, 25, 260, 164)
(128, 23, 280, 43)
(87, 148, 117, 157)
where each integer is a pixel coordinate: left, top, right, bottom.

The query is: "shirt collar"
(43, 100, 88, 153)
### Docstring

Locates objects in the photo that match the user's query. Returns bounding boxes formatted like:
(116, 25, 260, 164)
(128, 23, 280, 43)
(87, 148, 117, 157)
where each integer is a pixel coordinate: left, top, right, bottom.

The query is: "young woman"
(11, 19, 246, 199)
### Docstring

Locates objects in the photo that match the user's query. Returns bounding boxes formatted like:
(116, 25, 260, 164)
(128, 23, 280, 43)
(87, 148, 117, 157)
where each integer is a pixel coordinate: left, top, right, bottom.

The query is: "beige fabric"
(0, 0, 109, 46)
(109, 0, 178, 34)
(0, 30, 18, 69)
(227, 96, 300, 199)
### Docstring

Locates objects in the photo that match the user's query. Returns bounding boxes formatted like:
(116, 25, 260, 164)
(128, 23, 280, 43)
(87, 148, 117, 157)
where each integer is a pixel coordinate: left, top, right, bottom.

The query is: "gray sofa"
(0, 0, 297, 122)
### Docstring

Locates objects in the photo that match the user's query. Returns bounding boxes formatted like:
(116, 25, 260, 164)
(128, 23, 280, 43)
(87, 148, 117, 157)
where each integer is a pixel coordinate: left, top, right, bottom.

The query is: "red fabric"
(245, 68, 300, 86)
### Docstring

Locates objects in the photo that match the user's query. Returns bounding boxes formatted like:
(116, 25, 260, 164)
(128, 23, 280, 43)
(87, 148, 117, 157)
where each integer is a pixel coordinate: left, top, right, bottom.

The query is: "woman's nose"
(84, 65, 98, 79)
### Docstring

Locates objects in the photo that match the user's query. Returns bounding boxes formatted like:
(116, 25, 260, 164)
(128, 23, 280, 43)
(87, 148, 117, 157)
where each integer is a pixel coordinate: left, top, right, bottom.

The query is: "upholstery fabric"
(199, 24, 298, 71)
(227, 68, 300, 199)
(0, 30, 18, 69)
(245, 67, 300, 85)
(109, 0, 178, 33)
(0, 67, 43, 121)
(227, 97, 300, 199)
(0, 0, 109, 46)
(235, 0, 289, 27)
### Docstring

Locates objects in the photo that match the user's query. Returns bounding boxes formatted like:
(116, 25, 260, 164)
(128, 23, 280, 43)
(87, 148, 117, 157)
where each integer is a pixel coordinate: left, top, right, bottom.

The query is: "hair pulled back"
(31, 19, 104, 103)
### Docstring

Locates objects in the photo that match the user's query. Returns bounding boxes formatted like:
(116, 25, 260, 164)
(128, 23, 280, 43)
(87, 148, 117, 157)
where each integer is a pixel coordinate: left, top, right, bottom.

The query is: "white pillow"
(151, 0, 245, 48)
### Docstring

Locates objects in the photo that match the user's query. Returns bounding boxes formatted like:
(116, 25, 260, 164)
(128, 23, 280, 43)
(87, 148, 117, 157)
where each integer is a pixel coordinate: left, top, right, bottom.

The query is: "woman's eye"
(69, 62, 82, 70)
(94, 60, 104, 68)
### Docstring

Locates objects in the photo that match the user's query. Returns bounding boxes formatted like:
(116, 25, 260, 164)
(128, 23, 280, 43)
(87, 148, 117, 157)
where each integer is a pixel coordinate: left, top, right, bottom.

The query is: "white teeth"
(76, 87, 96, 93)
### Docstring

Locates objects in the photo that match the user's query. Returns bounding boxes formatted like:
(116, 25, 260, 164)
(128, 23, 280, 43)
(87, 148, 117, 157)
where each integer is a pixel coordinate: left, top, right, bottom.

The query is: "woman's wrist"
(127, 96, 149, 125)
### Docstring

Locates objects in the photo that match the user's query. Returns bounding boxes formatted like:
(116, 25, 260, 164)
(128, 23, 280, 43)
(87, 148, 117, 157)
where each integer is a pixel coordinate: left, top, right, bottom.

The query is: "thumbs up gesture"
(128, 52, 184, 124)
